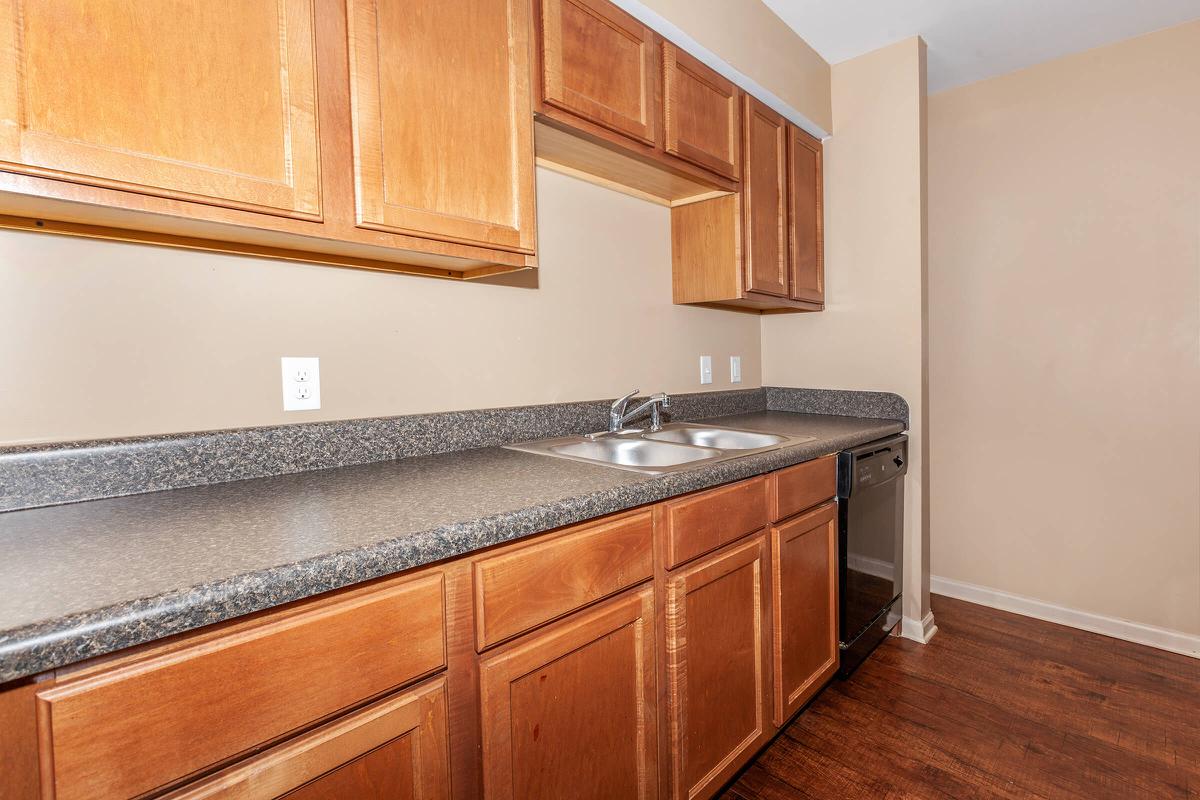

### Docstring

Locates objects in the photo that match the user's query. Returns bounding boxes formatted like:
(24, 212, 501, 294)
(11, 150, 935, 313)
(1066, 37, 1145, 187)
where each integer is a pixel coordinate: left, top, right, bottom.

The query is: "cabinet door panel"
(539, 0, 657, 145)
(771, 502, 838, 726)
(666, 535, 769, 800)
(0, 0, 321, 218)
(662, 43, 739, 180)
(480, 586, 658, 800)
(788, 126, 824, 303)
(741, 96, 788, 297)
(162, 678, 449, 800)
(347, 0, 536, 251)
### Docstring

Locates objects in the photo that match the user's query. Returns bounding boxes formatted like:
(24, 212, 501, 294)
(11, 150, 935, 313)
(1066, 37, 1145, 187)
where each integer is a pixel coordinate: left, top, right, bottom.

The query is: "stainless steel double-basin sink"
(505, 422, 815, 475)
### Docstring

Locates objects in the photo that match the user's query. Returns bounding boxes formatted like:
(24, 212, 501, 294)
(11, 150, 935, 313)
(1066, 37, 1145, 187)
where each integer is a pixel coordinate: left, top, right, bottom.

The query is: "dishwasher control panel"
(837, 434, 909, 497)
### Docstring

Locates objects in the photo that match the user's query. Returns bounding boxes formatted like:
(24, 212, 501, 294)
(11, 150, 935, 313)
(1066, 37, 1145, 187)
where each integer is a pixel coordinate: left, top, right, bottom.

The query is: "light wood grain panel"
(37, 572, 446, 800)
(535, 119, 730, 206)
(663, 43, 740, 181)
(0, 681, 39, 800)
(0, 0, 321, 218)
(161, 677, 449, 800)
(671, 194, 742, 304)
(347, 0, 536, 252)
(473, 509, 654, 650)
(769, 455, 836, 523)
(664, 477, 768, 569)
(770, 502, 838, 727)
(741, 96, 788, 298)
(788, 125, 824, 304)
(480, 586, 658, 800)
(665, 535, 770, 800)
(539, 0, 657, 144)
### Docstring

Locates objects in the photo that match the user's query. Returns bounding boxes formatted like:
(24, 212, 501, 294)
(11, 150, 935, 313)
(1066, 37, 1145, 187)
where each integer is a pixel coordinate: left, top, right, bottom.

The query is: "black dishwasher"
(837, 434, 907, 677)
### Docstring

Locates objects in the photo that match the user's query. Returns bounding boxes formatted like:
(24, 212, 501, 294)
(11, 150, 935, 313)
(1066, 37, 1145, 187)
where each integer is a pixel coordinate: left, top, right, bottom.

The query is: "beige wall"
(625, 0, 832, 133)
(0, 168, 761, 445)
(928, 21, 1200, 635)
(760, 38, 931, 635)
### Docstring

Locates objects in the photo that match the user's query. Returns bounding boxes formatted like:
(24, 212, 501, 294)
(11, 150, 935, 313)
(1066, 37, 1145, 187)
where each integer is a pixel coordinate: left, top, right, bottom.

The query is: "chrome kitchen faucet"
(608, 389, 671, 433)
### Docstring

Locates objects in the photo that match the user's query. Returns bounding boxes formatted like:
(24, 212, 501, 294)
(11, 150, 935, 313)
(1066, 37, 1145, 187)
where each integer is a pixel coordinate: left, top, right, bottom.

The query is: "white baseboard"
(930, 574, 1200, 659)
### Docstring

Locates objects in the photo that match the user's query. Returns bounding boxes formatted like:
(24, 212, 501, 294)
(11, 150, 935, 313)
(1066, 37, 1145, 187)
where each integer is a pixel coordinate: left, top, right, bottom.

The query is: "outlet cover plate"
(281, 357, 321, 411)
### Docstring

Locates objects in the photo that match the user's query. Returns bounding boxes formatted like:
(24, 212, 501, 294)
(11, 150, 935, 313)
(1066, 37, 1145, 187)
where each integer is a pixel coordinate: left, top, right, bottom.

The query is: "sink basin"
(505, 421, 815, 475)
(643, 425, 787, 450)
(549, 438, 720, 468)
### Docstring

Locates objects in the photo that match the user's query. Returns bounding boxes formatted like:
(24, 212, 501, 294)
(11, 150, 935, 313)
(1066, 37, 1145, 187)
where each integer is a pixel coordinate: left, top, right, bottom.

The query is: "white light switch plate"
(699, 355, 713, 385)
(281, 357, 321, 411)
(730, 356, 742, 384)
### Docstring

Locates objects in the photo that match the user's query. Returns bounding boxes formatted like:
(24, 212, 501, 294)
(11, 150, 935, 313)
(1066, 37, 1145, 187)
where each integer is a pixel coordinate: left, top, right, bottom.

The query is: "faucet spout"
(609, 391, 671, 432)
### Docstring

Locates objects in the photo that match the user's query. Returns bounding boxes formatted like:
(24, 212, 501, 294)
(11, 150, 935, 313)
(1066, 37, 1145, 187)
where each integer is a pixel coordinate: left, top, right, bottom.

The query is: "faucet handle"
(611, 389, 640, 411)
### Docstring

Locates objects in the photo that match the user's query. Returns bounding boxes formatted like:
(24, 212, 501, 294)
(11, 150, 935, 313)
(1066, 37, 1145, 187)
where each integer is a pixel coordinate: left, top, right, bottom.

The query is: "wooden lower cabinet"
(0, 462, 846, 800)
(163, 677, 450, 800)
(665, 534, 770, 800)
(770, 502, 839, 726)
(479, 584, 658, 799)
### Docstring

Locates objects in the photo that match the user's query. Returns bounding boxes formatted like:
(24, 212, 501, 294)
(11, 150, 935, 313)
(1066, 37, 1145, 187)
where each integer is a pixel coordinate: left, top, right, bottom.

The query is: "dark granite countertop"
(0, 411, 903, 683)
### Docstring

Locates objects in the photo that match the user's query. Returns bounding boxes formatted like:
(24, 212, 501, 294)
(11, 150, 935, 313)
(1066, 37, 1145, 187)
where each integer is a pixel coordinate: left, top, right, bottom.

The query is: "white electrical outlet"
(699, 355, 713, 385)
(730, 356, 742, 384)
(281, 357, 321, 411)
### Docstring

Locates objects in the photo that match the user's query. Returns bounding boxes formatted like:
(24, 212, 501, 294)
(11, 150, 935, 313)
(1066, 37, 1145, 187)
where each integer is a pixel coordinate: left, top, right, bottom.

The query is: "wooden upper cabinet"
(788, 126, 824, 304)
(0, 0, 321, 219)
(662, 43, 740, 181)
(770, 502, 838, 727)
(741, 95, 789, 298)
(538, 0, 658, 145)
(480, 586, 658, 800)
(346, 0, 537, 253)
(665, 535, 770, 800)
(161, 678, 450, 800)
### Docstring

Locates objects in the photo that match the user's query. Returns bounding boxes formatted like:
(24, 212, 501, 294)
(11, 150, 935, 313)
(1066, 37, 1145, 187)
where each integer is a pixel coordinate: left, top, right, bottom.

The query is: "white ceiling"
(761, 0, 1200, 93)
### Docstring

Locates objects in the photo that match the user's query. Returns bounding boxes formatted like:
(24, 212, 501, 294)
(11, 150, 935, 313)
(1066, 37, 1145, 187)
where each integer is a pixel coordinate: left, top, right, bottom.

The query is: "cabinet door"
(788, 126, 824, 304)
(0, 0, 321, 219)
(480, 586, 658, 800)
(162, 678, 450, 800)
(538, 0, 658, 145)
(771, 502, 838, 727)
(741, 96, 789, 298)
(665, 535, 769, 800)
(662, 43, 739, 181)
(347, 0, 536, 252)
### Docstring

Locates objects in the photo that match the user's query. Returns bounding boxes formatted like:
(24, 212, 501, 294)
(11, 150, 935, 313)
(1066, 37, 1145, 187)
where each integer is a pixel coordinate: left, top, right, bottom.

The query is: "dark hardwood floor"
(724, 595, 1200, 799)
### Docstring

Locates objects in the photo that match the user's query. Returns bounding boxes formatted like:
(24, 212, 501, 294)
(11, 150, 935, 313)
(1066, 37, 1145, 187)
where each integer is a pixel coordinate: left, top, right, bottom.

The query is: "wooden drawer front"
(37, 572, 447, 800)
(474, 510, 653, 650)
(770, 454, 836, 522)
(664, 477, 768, 569)
(538, 0, 658, 144)
(162, 677, 450, 800)
(480, 586, 658, 800)
(663, 42, 740, 180)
